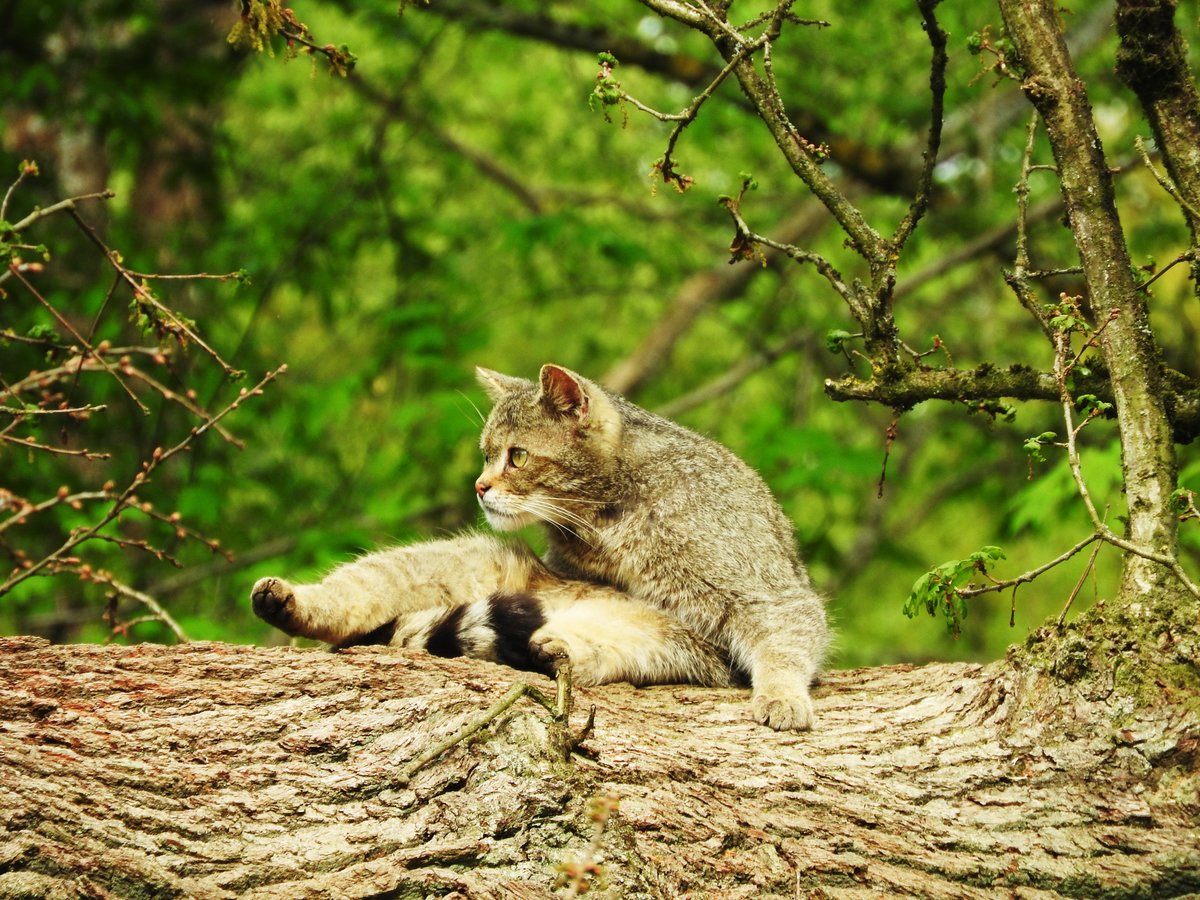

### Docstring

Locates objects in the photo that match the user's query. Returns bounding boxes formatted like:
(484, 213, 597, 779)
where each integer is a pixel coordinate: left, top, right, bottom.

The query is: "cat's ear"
(475, 367, 527, 403)
(538, 364, 622, 449)
(538, 364, 590, 418)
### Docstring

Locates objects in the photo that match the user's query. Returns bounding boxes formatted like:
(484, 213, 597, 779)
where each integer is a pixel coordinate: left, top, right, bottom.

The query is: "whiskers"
(511, 494, 603, 547)
(538, 491, 612, 507)
(454, 390, 487, 427)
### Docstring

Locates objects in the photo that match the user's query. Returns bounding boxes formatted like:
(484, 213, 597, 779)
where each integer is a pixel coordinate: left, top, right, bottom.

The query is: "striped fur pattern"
(251, 534, 737, 687)
(474, 364, 829, 730)
(252, 363, 827, 729)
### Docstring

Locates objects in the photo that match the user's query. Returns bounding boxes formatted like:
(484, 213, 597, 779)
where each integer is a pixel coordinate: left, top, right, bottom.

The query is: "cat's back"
(618, 400, 787, 517)
(609, 399, 804, 576)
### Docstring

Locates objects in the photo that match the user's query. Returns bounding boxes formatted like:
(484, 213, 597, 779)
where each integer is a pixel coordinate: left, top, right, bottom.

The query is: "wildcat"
(252, 364, 829, 730)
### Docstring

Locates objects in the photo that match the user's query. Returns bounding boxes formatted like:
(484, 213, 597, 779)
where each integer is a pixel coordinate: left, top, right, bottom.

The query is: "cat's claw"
(251, 577, 299, 632)
(529, 633, 571, 672)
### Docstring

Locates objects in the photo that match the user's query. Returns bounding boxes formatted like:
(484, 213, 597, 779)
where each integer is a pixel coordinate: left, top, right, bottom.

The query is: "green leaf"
(824, 329, 855, 354)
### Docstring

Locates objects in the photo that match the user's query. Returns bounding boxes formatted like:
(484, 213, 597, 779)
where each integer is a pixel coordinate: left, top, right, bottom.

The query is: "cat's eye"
(508, 447, 529, 469)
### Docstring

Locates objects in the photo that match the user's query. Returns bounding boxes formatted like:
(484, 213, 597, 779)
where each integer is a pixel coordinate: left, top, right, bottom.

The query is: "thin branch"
(890, 0, 948, 254)
(0, 366, 285, 597)
(0, 491, 111, 536)
(66, 208, 242, 378)
(0, 434, 109, 459)
(1052, 327, 1200, 600)
(99, 576, 190, 643)
(1136, 250, 1194, 294)
(1005, 112, 1058, 342)
(0, 163, 37, 223)
(1057, 535, 1105, 626)
(2, 349, 157, 402)
(957, 534, 1101, 599)
(6, 266, 148, 412)
(7, 190, 115, 234)
(647, 31, 772, 184)
(643, 0, 886, 266)
(395, 663, 587, 786)
(721, 193, 861, 318)
(0, 403, 105, 417)
(121, 365, 241, 447)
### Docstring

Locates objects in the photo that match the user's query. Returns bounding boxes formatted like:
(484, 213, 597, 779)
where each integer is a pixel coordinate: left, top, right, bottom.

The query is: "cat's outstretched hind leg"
(250, 534, 546, 646)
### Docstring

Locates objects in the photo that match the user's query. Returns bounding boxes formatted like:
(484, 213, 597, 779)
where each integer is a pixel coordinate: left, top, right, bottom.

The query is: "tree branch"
(823, 364, 1200, 443)
(3, 640, 1197, 896)
(889, 0, 947, 254)
(998, 0, 1181, 589)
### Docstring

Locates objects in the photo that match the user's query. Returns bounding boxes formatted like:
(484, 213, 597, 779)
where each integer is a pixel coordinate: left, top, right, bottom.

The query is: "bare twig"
(0, 366, 286, 597)
(890, 0, 947, 254)
(1051, 325, 1200, 599)
(7, 190, 115, 234)
(397, 680, 537, 785)
(1136, 250, 1194, 294)
(396, 662, 589, 786)
(1057, 536, 1105, 627)
(98, 575, 190, 643)
(0, 434, 109, 459)
(6, 266, 148, 412)
(67, 208, 243, 378)
(1134, 136, 1200, 225)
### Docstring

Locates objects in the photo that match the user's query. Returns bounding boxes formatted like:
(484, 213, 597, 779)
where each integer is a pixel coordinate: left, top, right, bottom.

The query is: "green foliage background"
(2, 0, 1198, 665)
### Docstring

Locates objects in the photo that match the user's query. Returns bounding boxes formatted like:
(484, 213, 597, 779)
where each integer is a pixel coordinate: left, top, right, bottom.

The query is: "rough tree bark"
(2, 635, 1197, 898)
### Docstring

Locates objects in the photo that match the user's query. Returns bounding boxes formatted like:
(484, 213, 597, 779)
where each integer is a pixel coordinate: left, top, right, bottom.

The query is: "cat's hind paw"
(251, 577, 300, 633)
(528, 633, 571, 674)
(529, 630, 605, 685)
(750, 687, 816, 732)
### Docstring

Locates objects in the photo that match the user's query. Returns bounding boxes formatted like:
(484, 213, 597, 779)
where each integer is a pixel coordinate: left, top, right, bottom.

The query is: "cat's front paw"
(750, 686, 816, 732)
(251, 577, 301, 634)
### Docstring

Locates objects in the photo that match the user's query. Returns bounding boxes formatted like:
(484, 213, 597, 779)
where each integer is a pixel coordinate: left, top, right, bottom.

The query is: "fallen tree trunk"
(1, 635, 1197, 898)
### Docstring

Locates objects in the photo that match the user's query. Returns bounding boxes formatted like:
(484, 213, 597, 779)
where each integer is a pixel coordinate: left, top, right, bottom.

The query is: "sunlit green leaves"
(904, 546, 1006, 638)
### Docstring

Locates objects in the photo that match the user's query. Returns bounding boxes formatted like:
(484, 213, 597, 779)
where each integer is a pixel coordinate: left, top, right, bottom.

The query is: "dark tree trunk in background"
(2, 636, 1197, 898)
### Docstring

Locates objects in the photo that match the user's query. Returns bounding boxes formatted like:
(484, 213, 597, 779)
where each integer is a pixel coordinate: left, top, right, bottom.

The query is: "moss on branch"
(824, 365, 1200, 443)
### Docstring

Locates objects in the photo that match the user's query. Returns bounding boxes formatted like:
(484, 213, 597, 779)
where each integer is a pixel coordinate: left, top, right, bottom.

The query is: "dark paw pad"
(251, 577, 299, 632)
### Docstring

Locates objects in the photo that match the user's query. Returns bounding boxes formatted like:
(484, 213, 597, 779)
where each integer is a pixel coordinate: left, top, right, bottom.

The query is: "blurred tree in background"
(2, 0, 1198, 667)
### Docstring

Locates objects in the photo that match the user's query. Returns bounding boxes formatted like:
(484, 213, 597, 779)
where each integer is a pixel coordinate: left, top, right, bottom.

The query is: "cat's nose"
(475, 478, 490, 498)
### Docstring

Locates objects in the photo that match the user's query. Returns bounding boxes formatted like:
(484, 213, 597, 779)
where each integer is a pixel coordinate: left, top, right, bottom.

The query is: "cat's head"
(473, 364, 622, 532)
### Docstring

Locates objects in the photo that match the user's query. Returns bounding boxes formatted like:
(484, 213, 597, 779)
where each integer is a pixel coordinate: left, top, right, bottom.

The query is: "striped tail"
(335, 591, 554, 677)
